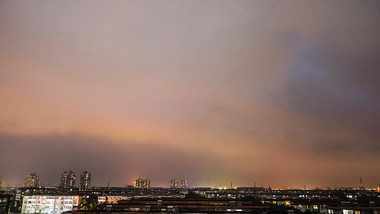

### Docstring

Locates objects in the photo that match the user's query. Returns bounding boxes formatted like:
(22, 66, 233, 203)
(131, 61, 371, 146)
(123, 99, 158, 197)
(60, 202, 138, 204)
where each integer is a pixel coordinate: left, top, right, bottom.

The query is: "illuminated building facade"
(79, 171, 91, 189)
(170, 179, 179, 189)
(170, 179, 187, 189)
(97, 196, 131, 204)
(0, 177, 4, 188)
(25, 173, 39, 188)
(60, 171, 76, 188)
(134, 178, 151, 189)
(21, 195, 79, 214)
(94, 198, 269, 213)
(180, 179, 188, 189)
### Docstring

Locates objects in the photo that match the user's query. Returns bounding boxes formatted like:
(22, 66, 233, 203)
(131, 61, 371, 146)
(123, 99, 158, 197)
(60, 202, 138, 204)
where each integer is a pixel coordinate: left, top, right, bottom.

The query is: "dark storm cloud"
(284, 37, 380, 155)
(0, 132, 233, 187)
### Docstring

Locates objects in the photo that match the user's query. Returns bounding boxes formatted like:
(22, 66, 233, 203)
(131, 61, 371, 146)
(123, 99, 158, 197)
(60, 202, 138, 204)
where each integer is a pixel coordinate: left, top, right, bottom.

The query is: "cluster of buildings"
(4, 171, 91, 214)
(170, 179, 188, 189)
(59, 171, 91, 189)
(132, 178, 189, 190)
(2, 187, 377, 214)
(1, 174, 192, 214)
(24, 173, 187, 191)
(24, 171, 91, 189)
(133, 178, 151, 189)
(1, 175, 380, 214)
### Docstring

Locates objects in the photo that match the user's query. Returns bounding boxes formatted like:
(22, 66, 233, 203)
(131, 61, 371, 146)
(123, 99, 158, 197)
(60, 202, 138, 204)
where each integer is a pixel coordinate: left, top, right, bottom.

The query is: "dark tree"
(79, 195, 98, 210)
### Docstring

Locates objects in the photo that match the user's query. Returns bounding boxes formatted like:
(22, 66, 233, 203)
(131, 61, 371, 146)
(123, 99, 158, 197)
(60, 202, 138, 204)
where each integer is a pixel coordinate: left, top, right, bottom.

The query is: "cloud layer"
(0, 0, 379, 188)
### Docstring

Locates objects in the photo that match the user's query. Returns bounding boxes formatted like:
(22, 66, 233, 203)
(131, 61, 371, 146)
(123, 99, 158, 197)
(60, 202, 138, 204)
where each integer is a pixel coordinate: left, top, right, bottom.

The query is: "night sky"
(1, 0, 379, 188)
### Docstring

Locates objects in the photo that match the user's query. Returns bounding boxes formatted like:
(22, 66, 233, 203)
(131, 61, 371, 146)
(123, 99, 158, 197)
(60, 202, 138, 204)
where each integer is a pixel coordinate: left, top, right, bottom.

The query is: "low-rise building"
(21, 195, 80, 214)
(97, 195, 131, 204)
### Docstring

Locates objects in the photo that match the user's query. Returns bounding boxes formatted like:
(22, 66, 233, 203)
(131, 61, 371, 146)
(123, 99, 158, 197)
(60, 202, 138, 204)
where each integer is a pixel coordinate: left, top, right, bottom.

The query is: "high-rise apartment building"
(0, 177, 4, 187)
(134, 178, 151, 189)
(79, 171, 91, 189)
(60, 171, 76, 188)
(25, 173, 39, 188)
(170, 179, 179, 189)
(180, 179, 188, 189)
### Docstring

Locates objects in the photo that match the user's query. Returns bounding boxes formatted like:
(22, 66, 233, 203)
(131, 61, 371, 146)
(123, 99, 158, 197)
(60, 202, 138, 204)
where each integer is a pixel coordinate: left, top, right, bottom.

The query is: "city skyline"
(0, 171, 375, 190)
(1, 0, 380, 188)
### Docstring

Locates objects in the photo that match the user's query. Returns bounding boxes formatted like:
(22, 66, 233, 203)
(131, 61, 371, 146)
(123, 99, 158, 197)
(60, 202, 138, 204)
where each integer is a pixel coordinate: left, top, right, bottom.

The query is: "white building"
(22, 195, 80, 214)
